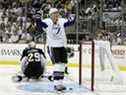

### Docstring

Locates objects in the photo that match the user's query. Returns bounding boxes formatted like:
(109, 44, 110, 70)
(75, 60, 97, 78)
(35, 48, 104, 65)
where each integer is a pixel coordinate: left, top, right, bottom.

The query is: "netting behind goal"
(77, 40, 126, 92)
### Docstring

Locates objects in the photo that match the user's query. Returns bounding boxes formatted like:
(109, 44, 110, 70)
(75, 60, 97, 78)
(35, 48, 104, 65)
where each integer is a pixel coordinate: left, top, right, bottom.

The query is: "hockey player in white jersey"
(34, 8, 76, 91)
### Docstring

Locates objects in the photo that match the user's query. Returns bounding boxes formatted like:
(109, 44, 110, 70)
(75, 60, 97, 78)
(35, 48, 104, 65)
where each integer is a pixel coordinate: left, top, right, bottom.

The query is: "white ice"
(0, 65, 126, 95)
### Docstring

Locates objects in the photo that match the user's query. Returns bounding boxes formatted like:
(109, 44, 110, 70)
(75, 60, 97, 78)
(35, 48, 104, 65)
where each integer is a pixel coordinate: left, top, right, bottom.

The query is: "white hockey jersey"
(36, 16, 75, 47)
(43, 18, 67, 47)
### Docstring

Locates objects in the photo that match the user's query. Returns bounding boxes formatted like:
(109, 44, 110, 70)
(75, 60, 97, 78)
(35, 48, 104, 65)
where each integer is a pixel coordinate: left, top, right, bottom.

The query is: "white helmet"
(28, 41, 36, 48)
(49, 8, 58, 15)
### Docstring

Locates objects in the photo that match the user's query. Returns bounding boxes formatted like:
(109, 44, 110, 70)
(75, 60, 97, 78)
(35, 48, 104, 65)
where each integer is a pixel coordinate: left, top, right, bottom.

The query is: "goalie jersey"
(20, 47, 46, 78)
(21, 47, 46, 64)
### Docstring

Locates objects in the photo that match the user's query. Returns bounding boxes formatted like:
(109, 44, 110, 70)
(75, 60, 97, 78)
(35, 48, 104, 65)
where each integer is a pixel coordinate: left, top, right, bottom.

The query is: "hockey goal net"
(76, 40, 125, 91)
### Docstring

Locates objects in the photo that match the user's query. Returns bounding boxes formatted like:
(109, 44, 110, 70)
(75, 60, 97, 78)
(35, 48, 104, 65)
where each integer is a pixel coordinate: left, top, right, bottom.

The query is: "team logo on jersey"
(52, 24, 62, 39)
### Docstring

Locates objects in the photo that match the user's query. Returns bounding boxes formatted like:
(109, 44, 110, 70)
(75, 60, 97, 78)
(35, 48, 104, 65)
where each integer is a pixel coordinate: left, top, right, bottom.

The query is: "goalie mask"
(28, 41, 36, 48)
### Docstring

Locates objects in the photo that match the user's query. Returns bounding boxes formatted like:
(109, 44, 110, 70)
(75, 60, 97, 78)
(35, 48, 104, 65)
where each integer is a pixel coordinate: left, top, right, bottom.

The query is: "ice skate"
(54, 84, 66, 91)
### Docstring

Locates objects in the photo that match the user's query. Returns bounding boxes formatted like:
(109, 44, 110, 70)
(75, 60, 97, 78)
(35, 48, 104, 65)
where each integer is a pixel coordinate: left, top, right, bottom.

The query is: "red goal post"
(79, 40, 95, 91)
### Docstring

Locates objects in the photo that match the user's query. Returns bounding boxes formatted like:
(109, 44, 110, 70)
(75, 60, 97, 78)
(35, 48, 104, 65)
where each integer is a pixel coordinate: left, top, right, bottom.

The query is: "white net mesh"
(67, 41, 126, 92)
(80, 40, 126, 91)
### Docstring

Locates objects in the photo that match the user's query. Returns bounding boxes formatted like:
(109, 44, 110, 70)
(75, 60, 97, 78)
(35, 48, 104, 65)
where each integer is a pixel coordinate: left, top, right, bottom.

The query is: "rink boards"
(0, 43, 126, 71)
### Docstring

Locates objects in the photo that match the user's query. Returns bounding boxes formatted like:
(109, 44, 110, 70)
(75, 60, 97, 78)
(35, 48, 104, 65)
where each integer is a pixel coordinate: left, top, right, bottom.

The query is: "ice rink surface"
(0, 65, 126, 95)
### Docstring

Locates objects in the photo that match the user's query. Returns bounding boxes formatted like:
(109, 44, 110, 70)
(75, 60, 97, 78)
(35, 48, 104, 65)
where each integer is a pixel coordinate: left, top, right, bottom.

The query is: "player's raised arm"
(36, 18, 48, 29)
(33, 14, 48, 29)
(64, 14, 76, 27)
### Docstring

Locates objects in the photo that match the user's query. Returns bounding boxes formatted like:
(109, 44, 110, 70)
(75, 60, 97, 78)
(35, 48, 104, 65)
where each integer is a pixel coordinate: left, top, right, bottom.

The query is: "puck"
(69, 88, 73, 90)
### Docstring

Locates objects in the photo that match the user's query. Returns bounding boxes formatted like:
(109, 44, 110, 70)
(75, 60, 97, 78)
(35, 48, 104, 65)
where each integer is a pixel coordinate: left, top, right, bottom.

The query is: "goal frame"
(79, 40, 95, 91)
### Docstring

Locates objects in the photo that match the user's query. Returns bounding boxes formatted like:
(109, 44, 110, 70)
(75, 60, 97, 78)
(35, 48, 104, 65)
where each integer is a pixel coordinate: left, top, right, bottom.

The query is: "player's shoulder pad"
(35, 48, 43, 52)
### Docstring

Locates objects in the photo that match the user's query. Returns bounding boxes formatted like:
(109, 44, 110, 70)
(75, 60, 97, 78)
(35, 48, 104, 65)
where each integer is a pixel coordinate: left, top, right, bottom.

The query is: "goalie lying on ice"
(20, 41, 46, 80)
